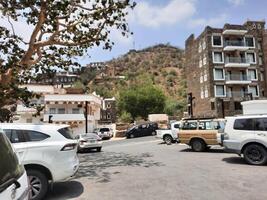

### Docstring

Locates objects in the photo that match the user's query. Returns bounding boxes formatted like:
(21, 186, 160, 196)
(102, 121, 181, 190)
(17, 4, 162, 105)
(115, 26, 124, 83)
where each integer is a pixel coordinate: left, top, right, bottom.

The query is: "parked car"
(0, 124, 79, 200)
(178, 119, 225, 152)
(75, 133, 103, 152)
(0, 128, 29, 200)
(223, 115, 267, 165)
(156, 121, 181, 145)
(126, 122, 158, 139)
(94, 127, 113, 139)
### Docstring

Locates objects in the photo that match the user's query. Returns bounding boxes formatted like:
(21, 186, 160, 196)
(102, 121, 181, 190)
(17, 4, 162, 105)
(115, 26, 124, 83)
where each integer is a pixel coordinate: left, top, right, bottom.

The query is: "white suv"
(0, 124, 79, 200)
(223, 115, 267, 165)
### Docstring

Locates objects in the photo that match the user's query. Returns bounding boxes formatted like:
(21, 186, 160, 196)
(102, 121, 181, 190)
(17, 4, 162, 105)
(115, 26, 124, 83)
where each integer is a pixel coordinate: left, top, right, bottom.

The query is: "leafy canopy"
(0, 0, 135, 108)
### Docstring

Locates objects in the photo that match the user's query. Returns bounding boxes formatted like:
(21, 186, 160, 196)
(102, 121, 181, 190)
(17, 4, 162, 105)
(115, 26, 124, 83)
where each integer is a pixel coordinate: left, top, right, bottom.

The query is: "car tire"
(151, 131, 156, 136)
(243, 144, 267, 165)
(96, 147, 102, 152)
(27, 169, 48, 200)
(130, 133, 135, 138)
(164, 135, 173, 145)
(191, 139, 206, 152)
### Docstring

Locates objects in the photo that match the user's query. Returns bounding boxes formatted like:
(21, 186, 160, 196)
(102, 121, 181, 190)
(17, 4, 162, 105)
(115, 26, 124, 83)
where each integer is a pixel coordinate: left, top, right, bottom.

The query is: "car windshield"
(99, 128, 110, 132)
(81, 133, 99, 139)
(0, 130, 24, 193)
(58, 127, 74, 139)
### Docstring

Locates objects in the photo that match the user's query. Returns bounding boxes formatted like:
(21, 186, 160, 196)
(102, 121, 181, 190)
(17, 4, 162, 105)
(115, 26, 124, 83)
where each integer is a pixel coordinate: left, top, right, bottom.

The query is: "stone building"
(185, 20, 267, 118)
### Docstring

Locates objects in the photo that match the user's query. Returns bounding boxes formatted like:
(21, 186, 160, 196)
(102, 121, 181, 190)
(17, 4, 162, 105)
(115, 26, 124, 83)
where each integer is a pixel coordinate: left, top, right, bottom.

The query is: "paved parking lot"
(46, 136, 267, 200)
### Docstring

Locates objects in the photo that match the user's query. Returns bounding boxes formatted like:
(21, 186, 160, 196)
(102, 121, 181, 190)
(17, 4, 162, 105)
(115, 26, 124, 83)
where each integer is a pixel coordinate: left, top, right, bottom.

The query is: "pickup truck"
(178, 119, 225, 152)
(156, 121, 181, 145)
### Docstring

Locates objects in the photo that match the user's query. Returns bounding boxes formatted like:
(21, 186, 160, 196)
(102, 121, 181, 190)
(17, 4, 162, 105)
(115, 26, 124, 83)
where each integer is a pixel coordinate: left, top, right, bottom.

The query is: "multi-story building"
(185, 20, 267, 118)
(99, 97, 117, 124)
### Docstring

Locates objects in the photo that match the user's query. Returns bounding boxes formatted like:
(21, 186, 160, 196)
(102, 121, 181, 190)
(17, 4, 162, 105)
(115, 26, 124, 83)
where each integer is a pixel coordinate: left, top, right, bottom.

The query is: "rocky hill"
(90, 44, 186, 101)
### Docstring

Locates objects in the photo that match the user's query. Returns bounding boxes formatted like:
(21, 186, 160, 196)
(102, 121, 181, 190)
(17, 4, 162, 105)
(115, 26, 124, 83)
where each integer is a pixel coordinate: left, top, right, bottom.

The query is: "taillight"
(79, 140, 87, 145)
(61, 143, 77, 151)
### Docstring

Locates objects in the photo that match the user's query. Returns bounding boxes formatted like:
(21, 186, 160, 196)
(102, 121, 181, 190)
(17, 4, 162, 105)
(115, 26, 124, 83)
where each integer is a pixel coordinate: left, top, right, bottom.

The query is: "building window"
(213, 68, 225, 80)
(215, 85, 226, 97)
(211, 102, 215, 110)
(259, 56, 263, 65)
(245, 37, 255, 47)
(200, 87, 204, 99)
(204, 72, 207, 82)
(58, 108, 66, 114)
(200, 75, 203, 83)
(248, 69, 257, 80)
(198, 43, 202, 53)
(202, 39, 206, 50)
(107, 103, 111, 109)
(249, 86, 259, 97)
(203, 55, 207, 65)
(199, 59, 203, 68)
(246, 52, 256, 64)
(204, 85, 209, 98)
(49, 108, 56, 114)
(107, 114, 111, 119)
(213, 52, 224, 63)
(212, 35, 222, 47)
(72, 108, 80, 114)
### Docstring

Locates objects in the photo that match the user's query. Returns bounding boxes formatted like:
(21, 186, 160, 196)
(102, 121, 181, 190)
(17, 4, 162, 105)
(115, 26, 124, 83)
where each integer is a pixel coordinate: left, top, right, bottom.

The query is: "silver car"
(76, 133, 103, 152)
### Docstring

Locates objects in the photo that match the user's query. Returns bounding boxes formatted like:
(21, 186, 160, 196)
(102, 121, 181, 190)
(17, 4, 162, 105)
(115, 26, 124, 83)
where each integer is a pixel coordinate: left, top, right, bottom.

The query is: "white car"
(0, 128, 29, 200)
(94, 128, 113, 139)
(156, 121, 181, 145)
(223, 115, 267, 165)
(0, 124, 79, 200)
(75, 133, 103, 152)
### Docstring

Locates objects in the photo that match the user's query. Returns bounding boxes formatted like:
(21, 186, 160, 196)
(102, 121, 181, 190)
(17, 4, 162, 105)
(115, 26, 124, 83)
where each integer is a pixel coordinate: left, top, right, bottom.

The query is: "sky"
(1, 0, 267, 65)
(85, 0, 267, 64)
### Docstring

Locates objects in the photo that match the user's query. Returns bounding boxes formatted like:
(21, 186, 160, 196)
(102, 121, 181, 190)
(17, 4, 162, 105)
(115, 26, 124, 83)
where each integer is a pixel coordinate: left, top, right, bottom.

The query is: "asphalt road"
(46, 136, 267, 200)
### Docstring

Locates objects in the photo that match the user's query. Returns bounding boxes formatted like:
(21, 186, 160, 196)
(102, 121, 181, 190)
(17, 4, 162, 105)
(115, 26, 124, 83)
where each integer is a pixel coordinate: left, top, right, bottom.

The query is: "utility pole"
(84, 101, 88, 133)
(187, 93, 195, 118)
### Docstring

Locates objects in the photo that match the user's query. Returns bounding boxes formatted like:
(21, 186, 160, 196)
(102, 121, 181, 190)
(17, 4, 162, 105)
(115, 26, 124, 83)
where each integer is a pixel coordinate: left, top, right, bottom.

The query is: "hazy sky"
(85, 0, 267, 64)
(1, 0, 267, 65)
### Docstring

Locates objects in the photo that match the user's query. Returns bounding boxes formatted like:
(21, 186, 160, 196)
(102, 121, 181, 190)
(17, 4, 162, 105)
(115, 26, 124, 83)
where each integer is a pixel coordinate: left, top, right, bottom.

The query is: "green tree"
(118, 84, 166, 120)
(0, 0, 135, 109)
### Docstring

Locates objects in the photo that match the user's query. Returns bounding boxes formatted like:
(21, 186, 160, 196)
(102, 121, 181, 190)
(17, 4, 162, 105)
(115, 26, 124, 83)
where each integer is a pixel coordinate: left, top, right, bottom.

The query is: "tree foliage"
(118, 84, 166, 120)
(0, 0, 135, 108)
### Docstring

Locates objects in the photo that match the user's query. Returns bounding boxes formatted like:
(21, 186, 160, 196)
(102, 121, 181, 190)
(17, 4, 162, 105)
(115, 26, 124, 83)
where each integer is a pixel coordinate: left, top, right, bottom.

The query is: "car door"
(254, 117, 267, 146)
(232, 118, 255, 145)
(4, 129, 29, 163)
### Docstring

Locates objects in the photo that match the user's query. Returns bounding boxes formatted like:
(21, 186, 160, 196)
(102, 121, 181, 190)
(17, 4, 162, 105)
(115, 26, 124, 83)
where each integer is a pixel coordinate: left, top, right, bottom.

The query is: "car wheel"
(96, 147, 102, 152)
(27, 169, 48, 200)
(191, 139, 206, 152)
(164, 135, 173, 145)
(243, 144, 267, 165)
(130, 133, 135, 138)
(151, 131, 156, 136)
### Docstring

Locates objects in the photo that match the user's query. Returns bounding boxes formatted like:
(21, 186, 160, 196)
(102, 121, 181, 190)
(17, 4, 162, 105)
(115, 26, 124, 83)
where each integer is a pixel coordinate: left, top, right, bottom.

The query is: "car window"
(174, 124, 180, 129)
(234, 118, 254, 130)
(26, 130, 50, 142)
(3, 129, 25, 143)
(100, 128, 110, 132)
(182, 122, 197, 130)
(58, 127, 74, 139)
(0, 130, 24, 193)
(254, 118, 267, 131)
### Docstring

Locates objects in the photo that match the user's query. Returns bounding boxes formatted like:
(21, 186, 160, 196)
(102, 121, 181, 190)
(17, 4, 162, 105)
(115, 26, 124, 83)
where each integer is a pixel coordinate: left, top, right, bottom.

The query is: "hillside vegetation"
(88, 44, 187, 117)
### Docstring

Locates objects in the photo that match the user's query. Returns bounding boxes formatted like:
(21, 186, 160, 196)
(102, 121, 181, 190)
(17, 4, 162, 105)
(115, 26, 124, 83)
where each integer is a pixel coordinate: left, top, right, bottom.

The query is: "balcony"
(225, 74, 251, 85)
(226, 91, 247, 98)
(222, 29, 247, 35)
(43, 114, 95, 122)
(225, 57, 250, 68)
(224, 40, 249, 51)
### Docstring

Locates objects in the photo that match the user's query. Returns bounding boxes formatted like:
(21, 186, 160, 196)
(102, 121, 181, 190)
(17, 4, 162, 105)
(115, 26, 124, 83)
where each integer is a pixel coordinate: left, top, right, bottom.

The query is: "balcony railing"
(224, 40, 245, 47)
(225, 74, 250, 81)
(225, 57, 249, 64)
(226, 91, 247, 98)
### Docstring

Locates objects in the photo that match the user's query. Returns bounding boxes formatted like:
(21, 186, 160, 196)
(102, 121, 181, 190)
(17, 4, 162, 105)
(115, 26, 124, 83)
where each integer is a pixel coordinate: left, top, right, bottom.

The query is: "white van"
(0, 128, 29, 200)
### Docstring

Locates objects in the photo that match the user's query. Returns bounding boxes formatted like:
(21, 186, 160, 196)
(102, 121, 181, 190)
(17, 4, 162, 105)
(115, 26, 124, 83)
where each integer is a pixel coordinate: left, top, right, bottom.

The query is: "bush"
(119, 111, 132, 123)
